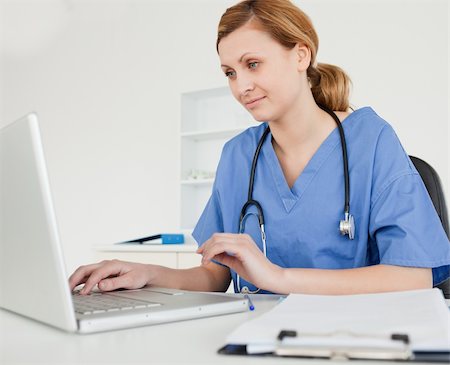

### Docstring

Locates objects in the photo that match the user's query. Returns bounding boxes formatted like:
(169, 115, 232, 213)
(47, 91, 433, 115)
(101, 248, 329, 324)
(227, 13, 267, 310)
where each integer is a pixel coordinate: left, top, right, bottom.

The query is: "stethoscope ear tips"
(340, 213, 355, 240)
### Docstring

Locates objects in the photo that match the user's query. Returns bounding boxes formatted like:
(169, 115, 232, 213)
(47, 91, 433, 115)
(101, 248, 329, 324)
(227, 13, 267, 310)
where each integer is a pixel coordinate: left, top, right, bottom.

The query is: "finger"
(98, 272, 137, 292)
(199, 233, 236, 250)
(98, 272, 146, 291)
(196, 236, 217, 258)
(212, 253, 249, 283)
(212, 252, 237, 268)
(80, 263, 123, 295)
(210, 233, 242, 239)
(202, 239, 243, 265)
(69, 263, 103, 291)
(199, 233, 254, 264)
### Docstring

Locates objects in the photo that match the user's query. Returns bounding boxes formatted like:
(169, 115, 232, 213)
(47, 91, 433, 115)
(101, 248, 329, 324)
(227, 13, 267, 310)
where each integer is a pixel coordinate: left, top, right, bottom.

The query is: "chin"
(248, 111, 271, 123)
(253, 116, 267, 122)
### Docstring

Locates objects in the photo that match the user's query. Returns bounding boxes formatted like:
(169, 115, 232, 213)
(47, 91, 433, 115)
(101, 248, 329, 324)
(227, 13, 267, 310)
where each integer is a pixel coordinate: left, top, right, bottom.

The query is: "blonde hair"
(217, 0, 351, 111)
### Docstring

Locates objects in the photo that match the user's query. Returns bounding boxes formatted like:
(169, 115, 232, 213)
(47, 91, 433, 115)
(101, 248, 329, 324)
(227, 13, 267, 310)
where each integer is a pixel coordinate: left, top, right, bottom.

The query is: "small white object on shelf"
(180, 178, 215, 186)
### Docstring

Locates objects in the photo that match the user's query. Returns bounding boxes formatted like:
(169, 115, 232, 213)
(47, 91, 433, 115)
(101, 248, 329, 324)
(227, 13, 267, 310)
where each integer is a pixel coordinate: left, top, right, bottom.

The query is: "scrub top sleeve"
(192, 141, 232, 247)
(192, 187, 224, 248)
(368, 123, 450, 285)
(369, 172, 450, 286)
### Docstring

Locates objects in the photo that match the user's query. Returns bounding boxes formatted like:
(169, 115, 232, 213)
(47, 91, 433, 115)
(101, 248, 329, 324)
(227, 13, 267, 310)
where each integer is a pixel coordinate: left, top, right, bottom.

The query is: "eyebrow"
(221, 52, 260, 69)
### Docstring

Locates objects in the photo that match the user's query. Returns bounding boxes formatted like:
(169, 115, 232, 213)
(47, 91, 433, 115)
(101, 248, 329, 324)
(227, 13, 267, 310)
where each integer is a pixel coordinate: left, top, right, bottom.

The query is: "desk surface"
(1, 294, 447, 364)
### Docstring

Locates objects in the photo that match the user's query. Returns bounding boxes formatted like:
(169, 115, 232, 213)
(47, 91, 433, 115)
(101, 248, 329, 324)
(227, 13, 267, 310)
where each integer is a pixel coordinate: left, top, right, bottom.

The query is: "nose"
(234, 73, 255, 99)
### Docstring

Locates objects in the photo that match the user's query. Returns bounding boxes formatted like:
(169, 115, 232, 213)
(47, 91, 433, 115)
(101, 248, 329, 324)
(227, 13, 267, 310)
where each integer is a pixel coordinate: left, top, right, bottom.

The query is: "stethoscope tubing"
(236, 105, 354, 293)
(318, 105, 350, 214)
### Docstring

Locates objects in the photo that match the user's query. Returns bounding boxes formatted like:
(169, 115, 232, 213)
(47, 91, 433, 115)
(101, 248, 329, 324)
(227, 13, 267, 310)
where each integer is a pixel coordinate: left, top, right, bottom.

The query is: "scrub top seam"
(380, 258, 450, 267)
(371, 171, 420, 209)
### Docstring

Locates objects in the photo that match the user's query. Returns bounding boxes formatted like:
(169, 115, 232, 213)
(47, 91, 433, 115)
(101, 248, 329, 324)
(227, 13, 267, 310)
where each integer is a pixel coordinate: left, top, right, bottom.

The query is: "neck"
(268, 94, 334, 157)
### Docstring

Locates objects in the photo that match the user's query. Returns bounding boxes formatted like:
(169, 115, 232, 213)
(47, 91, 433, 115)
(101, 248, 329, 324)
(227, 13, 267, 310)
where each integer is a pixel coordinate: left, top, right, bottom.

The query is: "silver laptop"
(0, 113, 248, 334)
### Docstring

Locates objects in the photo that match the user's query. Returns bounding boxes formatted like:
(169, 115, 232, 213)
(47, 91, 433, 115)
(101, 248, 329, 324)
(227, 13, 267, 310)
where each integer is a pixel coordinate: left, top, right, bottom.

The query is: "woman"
(70, 0, 450, 295)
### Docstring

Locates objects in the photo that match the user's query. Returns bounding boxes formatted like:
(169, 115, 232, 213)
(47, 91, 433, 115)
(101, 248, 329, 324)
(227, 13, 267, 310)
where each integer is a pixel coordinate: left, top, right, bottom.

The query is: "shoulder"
(345, 107, 410, 160)
(344, 107, 391, 134)
(347, 107, 418, 201)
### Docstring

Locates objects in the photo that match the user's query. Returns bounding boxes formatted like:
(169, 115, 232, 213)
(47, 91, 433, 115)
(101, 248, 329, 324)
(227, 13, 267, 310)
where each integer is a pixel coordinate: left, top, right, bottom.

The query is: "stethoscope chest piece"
(340, 212, 355, 240)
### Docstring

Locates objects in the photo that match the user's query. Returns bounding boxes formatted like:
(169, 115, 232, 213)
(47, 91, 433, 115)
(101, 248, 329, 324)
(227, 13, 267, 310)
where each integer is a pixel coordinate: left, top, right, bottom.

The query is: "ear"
(295, 43, 311, 72)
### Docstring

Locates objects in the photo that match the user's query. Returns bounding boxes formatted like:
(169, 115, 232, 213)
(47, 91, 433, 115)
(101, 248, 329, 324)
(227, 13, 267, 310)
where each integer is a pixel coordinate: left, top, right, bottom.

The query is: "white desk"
(94, 244, 202, 270)
(1, 295, 447, 364)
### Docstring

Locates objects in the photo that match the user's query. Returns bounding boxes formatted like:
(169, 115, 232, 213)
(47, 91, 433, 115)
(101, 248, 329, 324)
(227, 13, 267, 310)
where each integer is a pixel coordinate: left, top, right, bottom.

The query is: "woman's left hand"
(196, 233, 282, 291)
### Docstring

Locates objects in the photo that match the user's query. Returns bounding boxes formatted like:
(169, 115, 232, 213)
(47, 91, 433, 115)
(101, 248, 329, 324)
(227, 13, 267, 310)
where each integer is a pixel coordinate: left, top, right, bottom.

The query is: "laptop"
(0, 113, 248, 334)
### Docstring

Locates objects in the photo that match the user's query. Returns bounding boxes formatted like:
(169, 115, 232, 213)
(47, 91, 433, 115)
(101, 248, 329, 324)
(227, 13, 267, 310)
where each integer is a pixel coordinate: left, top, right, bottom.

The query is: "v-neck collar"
(261, 112, 355, 213)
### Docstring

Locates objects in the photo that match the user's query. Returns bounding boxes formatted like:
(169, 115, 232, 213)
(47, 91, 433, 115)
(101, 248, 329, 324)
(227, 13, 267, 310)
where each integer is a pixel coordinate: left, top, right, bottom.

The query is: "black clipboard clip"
(275, 330, 412, 361)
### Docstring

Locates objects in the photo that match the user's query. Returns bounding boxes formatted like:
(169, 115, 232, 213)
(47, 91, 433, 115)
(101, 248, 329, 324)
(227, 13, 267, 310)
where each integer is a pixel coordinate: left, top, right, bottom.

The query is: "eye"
(248, 61, 259, 70)
(225, 70, 236, 78)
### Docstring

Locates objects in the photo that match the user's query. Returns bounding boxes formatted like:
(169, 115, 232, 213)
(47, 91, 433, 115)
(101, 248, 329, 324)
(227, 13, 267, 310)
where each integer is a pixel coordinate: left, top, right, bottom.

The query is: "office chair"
(409, 156, 450, 298)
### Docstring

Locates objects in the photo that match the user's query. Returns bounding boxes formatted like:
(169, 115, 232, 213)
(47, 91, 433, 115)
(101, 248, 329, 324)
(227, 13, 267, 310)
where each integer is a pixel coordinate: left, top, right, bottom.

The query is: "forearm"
(148, 263, 230, 292)
(268, 264, 432, 295)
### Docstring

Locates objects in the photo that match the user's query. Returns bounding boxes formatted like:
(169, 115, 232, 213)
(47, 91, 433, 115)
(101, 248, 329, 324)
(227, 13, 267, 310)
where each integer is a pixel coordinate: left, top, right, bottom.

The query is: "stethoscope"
(237, 105, 355, 294)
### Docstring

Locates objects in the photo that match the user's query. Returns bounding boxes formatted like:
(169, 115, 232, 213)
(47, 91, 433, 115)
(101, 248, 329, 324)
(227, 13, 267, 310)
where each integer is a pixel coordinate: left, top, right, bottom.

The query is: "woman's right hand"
(69, 259, 155, 295)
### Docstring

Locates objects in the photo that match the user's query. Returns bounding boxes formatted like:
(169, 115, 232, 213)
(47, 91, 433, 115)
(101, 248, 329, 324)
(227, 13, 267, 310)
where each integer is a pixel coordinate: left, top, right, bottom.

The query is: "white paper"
(226, 289, 450, 353)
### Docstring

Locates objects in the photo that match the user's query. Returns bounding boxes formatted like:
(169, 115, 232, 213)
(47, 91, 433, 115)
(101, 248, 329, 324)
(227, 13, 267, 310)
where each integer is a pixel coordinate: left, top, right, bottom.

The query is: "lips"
(244, 96, 266, 108)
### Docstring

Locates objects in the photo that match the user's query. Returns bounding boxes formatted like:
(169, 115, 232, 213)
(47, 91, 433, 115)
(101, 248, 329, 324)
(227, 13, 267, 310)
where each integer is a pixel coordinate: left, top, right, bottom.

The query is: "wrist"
(264, 263, 286, 293)
(144, 263, 164, 287)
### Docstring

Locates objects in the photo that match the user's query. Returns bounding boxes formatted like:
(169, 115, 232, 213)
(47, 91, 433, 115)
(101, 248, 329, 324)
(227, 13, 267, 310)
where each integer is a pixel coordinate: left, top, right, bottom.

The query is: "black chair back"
(410, 156, 449, 298)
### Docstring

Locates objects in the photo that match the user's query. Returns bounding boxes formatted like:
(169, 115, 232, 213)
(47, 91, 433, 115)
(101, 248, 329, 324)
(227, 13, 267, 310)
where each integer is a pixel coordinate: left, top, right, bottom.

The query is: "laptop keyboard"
(73, 292, 161, 315)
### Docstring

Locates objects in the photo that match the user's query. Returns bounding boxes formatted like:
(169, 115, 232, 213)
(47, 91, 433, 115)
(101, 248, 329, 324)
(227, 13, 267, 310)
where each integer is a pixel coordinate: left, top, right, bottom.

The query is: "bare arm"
(198, 233, 433, 295)
(69, 260, 231, 295)
(272, 264, 432, 295)
(152, 263, 231, 292)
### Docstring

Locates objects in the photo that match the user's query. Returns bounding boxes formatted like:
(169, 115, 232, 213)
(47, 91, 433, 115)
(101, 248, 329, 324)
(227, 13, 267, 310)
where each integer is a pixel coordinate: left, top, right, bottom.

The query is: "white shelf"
(181, 127, 247, 141)
(181, 178, 214, 186)
(180, 86, 257, 230)
(95, 244, 198, 253)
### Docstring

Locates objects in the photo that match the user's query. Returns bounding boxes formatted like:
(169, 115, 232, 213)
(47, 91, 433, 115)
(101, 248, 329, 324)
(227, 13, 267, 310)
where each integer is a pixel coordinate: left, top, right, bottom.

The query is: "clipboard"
(218, 289, 450, 362)
(218, 343, 450, 362)
(218, 330, 450, 362)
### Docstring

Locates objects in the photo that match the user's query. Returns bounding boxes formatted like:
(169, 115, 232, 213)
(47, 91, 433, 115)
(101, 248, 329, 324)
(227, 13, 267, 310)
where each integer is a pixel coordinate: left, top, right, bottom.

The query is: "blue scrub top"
(192, 107, 450, 294)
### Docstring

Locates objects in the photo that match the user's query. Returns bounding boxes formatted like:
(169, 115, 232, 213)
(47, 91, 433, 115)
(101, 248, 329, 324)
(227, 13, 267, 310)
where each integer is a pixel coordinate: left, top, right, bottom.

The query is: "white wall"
(1, 0, 448, 273)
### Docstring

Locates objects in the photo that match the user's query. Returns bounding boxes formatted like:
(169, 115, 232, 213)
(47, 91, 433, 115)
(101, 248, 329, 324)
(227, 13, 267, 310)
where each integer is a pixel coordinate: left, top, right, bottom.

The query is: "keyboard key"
(72, 292, 160, 315)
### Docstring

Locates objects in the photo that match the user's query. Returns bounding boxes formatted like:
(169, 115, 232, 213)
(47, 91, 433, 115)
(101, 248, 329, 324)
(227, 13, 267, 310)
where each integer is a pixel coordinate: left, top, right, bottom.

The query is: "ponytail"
(308, 63, 352, 112)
